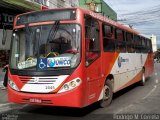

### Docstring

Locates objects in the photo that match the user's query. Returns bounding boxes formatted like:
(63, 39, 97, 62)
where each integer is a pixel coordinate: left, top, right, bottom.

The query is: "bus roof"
(77, 7, 139, 35)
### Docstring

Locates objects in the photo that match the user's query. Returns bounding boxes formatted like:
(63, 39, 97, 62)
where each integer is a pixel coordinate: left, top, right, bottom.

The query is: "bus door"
(85, 16, 102, 104)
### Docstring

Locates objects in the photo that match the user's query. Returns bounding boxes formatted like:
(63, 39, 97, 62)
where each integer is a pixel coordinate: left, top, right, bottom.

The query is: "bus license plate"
(29, 98, 42, 103)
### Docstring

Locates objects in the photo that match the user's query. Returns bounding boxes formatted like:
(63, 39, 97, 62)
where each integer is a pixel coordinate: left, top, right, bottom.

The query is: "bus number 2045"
(45, 86, 55, 90)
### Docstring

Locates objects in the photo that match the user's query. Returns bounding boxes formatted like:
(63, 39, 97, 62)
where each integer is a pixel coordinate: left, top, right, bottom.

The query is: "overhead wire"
(105, 0, 160, 44)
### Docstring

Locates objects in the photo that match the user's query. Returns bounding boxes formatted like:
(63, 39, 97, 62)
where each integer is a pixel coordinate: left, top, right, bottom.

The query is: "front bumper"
(8, 86, 85, 108)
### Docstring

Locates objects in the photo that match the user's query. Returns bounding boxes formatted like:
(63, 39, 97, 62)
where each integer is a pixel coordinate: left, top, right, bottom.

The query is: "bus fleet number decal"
(45, 86, 55, 90)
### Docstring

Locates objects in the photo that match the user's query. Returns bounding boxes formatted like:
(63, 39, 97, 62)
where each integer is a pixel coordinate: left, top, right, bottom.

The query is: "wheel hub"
(103, 85, 110, 100)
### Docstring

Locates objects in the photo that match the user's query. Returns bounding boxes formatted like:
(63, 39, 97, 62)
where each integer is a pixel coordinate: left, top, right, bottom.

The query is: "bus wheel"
(99, 80, 113, 108)
(140, 70, 145, 86)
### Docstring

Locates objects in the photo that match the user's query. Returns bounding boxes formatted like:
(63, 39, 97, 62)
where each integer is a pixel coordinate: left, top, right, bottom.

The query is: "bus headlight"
(70, 81, 76, 87)
(8, 79, 19, 91)
(58, 78, 81, 93)
(63, 84, 69, 90)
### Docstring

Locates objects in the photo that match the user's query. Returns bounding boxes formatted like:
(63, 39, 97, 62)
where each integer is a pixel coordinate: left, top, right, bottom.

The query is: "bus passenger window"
(102, 24, 115, 52)
(143, 39, 148, 53)
(115, 29, 126, 52)
(147, 40, 153, 53)
(126, 33, 134, 53)
(85, 16, 100, 66)
(135, 36, 142, 53)
(141, 38, 146, 53)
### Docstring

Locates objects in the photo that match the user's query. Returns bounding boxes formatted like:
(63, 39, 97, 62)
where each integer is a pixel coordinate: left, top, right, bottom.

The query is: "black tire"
(99, 80, 113, 108)
(139, 69, 145, 86)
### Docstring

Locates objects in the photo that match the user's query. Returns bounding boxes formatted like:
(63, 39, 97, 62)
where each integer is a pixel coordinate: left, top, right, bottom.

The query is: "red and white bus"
(8, 8, 154, 108)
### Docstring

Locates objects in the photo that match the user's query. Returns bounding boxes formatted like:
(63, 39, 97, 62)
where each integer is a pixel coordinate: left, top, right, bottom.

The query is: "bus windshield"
(10, 23, 81, 70)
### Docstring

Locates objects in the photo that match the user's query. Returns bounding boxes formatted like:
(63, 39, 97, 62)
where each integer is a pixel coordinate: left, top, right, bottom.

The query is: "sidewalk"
(0, 89, 21, 114)
(0, 68, 8, 104)
(0, 69, 17, 113)
(0, 68, 5, 82)
(0, 89, 8, 104)
(0, 68, 5, 88)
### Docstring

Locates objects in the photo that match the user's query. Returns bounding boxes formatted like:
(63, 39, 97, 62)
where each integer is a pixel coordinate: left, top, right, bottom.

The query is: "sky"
(104, 0, 160, 47)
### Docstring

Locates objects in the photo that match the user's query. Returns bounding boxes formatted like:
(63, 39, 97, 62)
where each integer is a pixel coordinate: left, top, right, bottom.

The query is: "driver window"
(85, 16, 100, 66)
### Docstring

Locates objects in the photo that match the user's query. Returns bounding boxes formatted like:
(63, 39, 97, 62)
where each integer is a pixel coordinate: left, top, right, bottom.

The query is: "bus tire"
(99, 80, 113, 108)
(140, 69, 145, 86)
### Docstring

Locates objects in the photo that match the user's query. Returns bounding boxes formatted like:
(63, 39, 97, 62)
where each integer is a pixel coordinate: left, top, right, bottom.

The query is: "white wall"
(151, 34, 157, 52)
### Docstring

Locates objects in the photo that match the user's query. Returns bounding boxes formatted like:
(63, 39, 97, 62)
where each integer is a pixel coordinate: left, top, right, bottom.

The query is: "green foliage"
(154, 48, 160, 62)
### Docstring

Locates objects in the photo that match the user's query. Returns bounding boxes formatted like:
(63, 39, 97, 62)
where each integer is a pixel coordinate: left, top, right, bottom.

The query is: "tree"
(154, 48, 160, 62)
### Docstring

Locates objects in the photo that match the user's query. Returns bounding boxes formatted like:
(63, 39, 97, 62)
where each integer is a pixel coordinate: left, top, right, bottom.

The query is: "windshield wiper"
(47, 20, 60, 43)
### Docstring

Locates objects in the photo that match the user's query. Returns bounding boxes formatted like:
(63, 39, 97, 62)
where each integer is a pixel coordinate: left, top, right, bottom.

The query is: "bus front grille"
(19, 76, 58, 84)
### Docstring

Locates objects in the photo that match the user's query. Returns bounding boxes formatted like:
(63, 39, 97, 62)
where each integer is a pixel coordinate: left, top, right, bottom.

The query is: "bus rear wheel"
(99, 80, 113, 108)
(140, 69, 146, 86)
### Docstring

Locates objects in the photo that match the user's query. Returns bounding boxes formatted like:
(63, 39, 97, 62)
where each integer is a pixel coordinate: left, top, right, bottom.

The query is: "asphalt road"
(0, 63, 160, 120)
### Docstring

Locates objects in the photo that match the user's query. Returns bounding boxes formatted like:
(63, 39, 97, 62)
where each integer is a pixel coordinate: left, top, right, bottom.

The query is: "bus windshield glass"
(10, 23, 81, 70)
